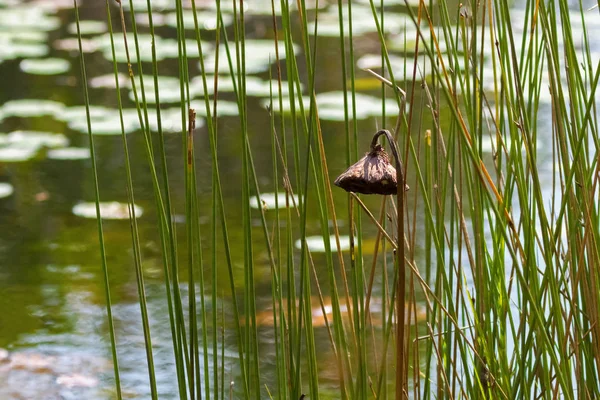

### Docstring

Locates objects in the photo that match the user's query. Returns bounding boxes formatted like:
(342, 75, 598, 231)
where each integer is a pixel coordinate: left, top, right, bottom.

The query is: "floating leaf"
(189, 100, 239, 117)
(262, 92, 404, 119)
(191, 75, 299, 98)
(388, 29, 450, 54)
(120, 0, 173, 10)
(0, 30, 49, 61)
(316, 91, 405, 121)
(67, 109, 139, 135)
(47, 147, 90, 160)
(93, 33, 212, 63)
(163, 10, 233, 30)
(143, 108, 206, 133)
(72, 201, 144, 220)
(53, 37, 98, 53)
(67, 20, 107, 35)
(0, 146, 38, 162)
(0, 182, 14, 199)
(204, 0, 324, 16)
(260, 96, 311, 114)
(308, 7, 415, 37)
(7, 130, 69, 149)
(68, 118, 137, 135)
(20, 58, 70, 75)
(1, 99, 65, 118)
(200, 40, 299, 74)
(0, 131, 69, 162)
(356, 53, 433, 81)
(59, 105, 113, 122)
(88, 73, 129, 89)
(355, 0, 432, 6)
(0, 7, 61, 31)
(128, 75, 197, 104)
(296, 235, 351, 253)
(249, 192, 301, 210)
(0, 30, 47, 43)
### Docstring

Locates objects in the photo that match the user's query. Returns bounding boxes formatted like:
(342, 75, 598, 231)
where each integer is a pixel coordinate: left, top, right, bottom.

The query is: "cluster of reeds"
(74, 0, 600, 398)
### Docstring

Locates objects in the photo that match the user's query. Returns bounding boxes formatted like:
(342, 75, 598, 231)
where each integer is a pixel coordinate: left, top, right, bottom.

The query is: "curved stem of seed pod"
(371, 128, 406, 399)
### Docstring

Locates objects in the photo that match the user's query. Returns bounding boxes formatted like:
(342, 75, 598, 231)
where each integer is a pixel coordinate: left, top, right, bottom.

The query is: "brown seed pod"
(334, 144, 399, 195)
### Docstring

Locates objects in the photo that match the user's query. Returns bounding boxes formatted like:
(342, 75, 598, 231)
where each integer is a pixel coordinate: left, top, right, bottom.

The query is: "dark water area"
(2, 0, 598, 398)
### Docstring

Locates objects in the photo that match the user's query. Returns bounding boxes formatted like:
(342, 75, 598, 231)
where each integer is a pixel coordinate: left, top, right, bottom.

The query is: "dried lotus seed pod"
(334, 144, 399, 195)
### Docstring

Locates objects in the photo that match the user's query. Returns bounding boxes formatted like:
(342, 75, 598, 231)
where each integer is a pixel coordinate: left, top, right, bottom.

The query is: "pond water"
(1, 0, 599, 398)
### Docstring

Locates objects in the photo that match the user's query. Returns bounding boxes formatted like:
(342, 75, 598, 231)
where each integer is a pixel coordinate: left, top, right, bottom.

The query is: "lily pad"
(200, 40, 299, 75)
(0, 30, 48, 43)
(357, 53, 433, 81)
(182, 40, 216, 60)
(20, 58, 70, 75)
(189, 100, 240, 117)
(67, 20, 107, 35)
(242, 77, 300, 97)
(316, 91, 404, 121)
(64, 107, 191, 134)
(94, 33, 176, 62)
(68, 116, 138, 135)
(295, 235, 351, 253)
(53, 37, 98, 53)
(263, 92, 404, 120)
(60, 105, 113, 122)
(128, 75, 196, 104)
(163, 10, 233, 31)
(30, 0, 74, 11)
(260, 96, 311, 114)
(0, 7, 61, 31)
(134, 12, 167, 27)
(88, 73, 129, 89)
(187, 76, 218, 98)
(203, 0, 324, 16)
(355, 0, 433, 6)
(7, 130, 69, 148)
(143, 108, 206, 133)
(0, 146, 38, 162)
(249, 192, 301, 210)
(0, 41, 49, 60)
(0, 183, 14, 199)
(190, 75, 299, 98)
(120, 0, 173, 10)
(47, 147, 90, 160)
(93, 33, 212, 63)
(388, 29, 449, 54)
(65, 107, 140, 135)
(1, 99, 65, 118)
(308, 7, 415, 37)
(0, 31, 48, 63)
(72, 201, 144, 220)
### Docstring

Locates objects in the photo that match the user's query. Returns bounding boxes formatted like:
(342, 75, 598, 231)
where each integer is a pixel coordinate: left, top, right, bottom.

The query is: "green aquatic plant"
(72, 0, 600, 399)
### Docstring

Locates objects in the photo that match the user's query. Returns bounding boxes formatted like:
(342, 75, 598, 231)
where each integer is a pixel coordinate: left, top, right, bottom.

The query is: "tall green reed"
(76, 0, 600, 398)
(74, 2, 122, 398)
